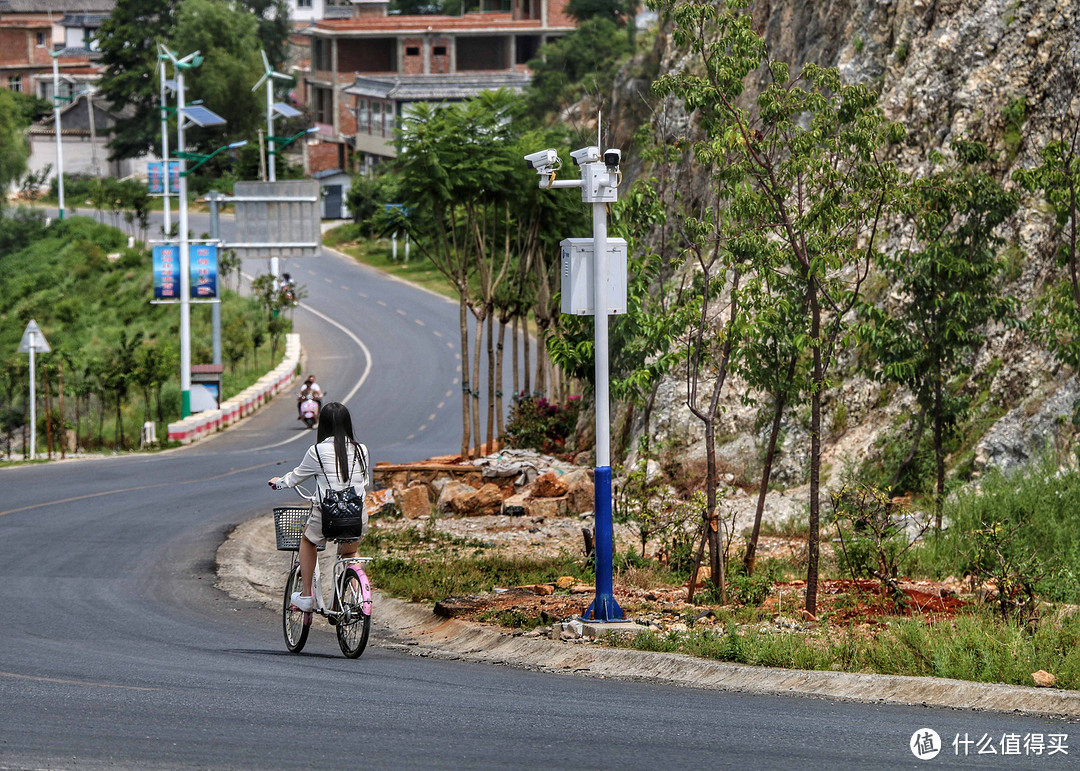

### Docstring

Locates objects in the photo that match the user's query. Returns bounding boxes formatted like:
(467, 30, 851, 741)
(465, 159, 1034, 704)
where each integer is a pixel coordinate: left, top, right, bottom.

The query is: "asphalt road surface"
(0, 210, 1075, 769)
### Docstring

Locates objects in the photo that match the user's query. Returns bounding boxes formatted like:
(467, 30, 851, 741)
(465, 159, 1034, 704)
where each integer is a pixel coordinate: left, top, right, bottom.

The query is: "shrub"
(504, 392, 581, 453)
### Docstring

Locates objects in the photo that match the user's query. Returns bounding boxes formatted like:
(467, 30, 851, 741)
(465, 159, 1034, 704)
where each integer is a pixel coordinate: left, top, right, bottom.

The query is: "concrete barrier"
(167, 333, 300, 444)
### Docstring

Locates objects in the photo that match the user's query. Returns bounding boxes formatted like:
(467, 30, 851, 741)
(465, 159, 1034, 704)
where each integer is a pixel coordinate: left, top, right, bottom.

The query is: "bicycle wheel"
(283, 562, 310, 653)
(336, 568, 371, 659)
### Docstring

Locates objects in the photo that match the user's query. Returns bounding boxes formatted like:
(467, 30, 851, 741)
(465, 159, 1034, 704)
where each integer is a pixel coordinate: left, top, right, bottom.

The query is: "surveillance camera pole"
(535, 153, 624, 622)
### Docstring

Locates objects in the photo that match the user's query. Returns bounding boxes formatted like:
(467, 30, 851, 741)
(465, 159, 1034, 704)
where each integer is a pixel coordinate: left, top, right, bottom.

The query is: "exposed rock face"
(614, 0, 1080, 499)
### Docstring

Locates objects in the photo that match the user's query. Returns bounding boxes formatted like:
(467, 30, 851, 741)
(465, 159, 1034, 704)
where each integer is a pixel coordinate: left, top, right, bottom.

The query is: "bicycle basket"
(273, 506, 324, 552)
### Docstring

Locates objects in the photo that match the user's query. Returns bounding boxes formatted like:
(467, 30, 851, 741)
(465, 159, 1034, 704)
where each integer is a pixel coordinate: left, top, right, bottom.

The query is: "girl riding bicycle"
(268, 401, 369, 612)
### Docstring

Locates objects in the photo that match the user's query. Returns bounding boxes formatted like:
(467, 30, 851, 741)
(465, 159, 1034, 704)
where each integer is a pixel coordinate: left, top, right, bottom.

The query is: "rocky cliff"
(608, 0, 1080, 510)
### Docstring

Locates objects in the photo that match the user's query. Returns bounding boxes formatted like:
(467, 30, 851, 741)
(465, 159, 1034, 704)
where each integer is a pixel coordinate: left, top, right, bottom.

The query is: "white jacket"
(280, 438, 370, 524)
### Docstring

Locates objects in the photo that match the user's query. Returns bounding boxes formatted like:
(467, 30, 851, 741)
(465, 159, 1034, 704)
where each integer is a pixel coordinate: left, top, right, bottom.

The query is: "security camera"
(524, 149, 559, 170)
(603, 148, 621, 168)
(570, 146, 601, 166)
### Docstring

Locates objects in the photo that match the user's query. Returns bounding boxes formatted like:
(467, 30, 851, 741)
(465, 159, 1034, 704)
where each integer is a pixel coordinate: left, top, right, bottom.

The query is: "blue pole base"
(586, 465, 624, 621)
(583, 593, 624, 622)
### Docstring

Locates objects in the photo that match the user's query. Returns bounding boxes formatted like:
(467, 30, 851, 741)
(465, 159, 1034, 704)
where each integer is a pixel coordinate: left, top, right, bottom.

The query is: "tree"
(239, 0, 292, 72)
(1016, 103, 1080, 371)
(524, 18, 632, 122)
(0, 90, 31, 211)
(864, 140, 1019, 526)
(653, 0, 904, 615)
(172, 0, 264, 152)
(97, 0, 178, 160)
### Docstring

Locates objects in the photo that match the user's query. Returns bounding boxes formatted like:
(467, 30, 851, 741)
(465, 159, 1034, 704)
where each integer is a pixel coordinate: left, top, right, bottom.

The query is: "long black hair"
(316, 402, 358, 479)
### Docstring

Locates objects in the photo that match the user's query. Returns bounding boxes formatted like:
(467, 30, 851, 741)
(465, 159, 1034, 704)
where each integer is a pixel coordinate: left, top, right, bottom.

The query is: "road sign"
(231, 180, 321, 258)
(18, 320, 51, 353)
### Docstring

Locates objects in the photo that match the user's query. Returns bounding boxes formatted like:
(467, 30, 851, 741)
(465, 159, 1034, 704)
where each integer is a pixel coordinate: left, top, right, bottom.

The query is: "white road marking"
(415, 319, 425, 326)
(433, 330, 443, 338)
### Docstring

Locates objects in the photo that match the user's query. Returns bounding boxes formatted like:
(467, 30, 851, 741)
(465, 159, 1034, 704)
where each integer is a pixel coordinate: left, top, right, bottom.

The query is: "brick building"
(299, 0, 574, 172)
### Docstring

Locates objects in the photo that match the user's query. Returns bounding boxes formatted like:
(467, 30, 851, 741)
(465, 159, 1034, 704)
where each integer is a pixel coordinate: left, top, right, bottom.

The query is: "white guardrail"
(167, 333, 300, 444)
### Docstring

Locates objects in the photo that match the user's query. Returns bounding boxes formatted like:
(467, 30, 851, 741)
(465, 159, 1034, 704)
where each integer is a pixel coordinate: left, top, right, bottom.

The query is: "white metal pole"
(160, 59, 171, 235)
(267, 81, 276, 182)
(592, 200, 609, 469)
(52, 55, 64, 220)
(28, 333, 36, 461)
(177, 68, 192, 418)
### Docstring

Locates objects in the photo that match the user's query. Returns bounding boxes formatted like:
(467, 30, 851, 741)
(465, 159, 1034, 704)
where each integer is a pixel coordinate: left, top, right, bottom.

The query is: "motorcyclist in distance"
(297, 374, 323, 420)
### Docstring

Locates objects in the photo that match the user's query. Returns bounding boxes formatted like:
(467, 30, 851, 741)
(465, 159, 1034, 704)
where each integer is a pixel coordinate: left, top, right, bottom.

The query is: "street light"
(251, 49, 292, 182)
(176, 140, 249, 176)
(49, 50, 71, 220)
(160, 46, 226, 419)
(267, 127, 317, 156)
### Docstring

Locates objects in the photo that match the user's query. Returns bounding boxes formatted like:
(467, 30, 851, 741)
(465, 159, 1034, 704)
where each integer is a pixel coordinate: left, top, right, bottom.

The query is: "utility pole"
(50, 52, 65, 220)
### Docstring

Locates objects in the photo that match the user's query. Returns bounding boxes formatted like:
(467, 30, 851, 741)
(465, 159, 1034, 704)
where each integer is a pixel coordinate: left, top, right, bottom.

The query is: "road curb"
(217, 514, 1080, 717)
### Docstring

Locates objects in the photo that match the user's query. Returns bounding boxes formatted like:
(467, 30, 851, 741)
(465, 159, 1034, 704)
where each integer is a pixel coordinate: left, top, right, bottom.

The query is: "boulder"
(450, 482, 504, 517)
(395, 484, 432, 520)
(437, 481, 477, 514)
(366, 488, 398, 518)
(1032, 670, 1057, 688)
(531, 471, 569, 499)
(555, 576, 577, 590)
(502, 493, 529, 517)
(525, 496, 568, 519)
(562, 469, 595, 514)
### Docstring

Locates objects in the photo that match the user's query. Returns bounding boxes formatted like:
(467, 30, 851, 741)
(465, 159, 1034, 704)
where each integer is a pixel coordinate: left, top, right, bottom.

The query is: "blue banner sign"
(190, 243, 217, 299)
(152, 245, 180, 300)
(147, 161, 180, 195)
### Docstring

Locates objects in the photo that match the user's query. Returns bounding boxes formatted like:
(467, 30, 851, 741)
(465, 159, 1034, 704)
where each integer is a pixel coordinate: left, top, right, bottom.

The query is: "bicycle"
(273, 486, 373, 659)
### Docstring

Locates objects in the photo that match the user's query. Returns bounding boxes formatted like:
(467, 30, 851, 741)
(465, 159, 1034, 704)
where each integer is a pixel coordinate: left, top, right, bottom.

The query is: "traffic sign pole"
(19, 321, 51, 461)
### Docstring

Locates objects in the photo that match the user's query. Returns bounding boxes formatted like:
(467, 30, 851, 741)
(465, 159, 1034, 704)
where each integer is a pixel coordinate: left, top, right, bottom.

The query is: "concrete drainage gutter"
(217, 514, 1080, 718)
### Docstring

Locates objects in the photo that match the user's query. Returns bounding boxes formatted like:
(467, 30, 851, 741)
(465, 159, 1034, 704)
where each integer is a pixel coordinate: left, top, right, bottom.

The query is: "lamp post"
(161, 47, 239, 419)
(252, 49, 292, 182)
(49, 51, 66, 220)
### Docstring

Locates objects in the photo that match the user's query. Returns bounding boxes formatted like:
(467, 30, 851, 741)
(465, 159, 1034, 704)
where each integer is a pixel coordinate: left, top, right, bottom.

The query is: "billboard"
(190, 243, 217, 299)
(152, 245, 180, 300)
(147, 161, 180, 195)
(153, 244, 217, 300)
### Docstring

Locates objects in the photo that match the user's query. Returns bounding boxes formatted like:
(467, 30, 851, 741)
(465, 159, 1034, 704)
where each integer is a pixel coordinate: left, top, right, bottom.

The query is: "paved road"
(0, 212, 1075, 769)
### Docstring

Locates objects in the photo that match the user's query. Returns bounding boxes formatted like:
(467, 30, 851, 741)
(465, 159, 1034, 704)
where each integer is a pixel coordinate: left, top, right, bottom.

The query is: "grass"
(360, 521, 588, 603)
(323, 224, 459, 301)
(606, 609, 1080, 689)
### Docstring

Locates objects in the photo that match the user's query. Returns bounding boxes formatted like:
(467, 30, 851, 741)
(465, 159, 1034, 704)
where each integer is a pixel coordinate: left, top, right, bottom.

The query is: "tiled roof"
(308, 12, 565, 34)
(0, 0, 114, 12)
(346, 71, 531, 100)
(59, 12, 109, 25)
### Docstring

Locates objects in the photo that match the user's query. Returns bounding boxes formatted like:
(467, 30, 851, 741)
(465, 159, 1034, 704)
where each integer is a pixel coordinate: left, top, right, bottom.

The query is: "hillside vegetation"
(0, 210, 288, 455)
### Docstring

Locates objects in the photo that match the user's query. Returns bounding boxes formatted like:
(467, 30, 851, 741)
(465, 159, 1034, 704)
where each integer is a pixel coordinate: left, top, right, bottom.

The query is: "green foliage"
(652, 0, 905, 612)
(0, 215, 287, 451)
(346, 172, 402, 235)
(1015, 109, 1080, 372)
(1002, 95, 1028, 157)
(859, 140, 1018, 514)
(171, 0, 264, 152)
(503, 393, 582, 453)
(615, 462, 700, 560)
(0, 89, 31, 207)
(96, 0, 179, 160)
(909, 454, 1080, 603)
(524, 17, 632, 121)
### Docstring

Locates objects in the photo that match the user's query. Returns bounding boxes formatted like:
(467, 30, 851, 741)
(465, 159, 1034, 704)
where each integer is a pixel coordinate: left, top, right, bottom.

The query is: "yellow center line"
(0, 460, 280, 518)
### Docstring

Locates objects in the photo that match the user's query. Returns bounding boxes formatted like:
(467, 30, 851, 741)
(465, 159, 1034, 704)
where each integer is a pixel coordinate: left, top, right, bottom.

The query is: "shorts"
(303, 506, 362, 547)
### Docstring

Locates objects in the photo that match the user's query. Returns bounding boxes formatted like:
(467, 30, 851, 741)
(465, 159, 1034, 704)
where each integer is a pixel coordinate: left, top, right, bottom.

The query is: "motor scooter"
(298, 394, 321, 429)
